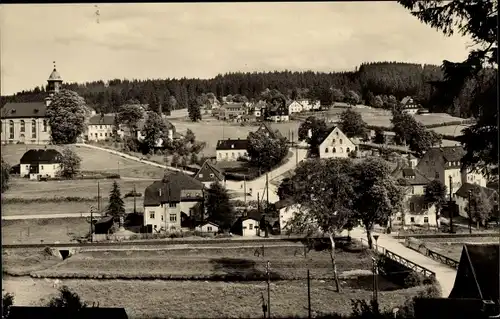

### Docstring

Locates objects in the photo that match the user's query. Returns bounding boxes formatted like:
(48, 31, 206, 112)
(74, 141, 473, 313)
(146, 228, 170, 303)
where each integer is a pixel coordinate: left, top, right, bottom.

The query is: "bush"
(403, 271, 425, 288)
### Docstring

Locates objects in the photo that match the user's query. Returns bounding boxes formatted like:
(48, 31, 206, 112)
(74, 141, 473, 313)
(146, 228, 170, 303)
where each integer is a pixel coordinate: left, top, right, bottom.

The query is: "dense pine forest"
(1, 61, 477, 118)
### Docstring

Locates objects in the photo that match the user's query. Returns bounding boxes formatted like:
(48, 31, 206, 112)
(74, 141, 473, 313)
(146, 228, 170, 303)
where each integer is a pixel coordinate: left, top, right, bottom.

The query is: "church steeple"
(47, 61, 63, 96)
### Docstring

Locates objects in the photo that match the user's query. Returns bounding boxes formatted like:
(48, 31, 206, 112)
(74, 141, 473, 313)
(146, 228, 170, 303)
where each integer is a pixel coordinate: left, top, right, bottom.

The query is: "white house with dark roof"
(143, 172, 204, 233)
(195, 221, 220, 234)
(19, 148, 62, 180)
(216, 138, 249, 162)
(400, 96, 421, 115)
(391, 165, 438, 227)
(288, 101, 303, 114)
(453, 183, 498, 220)
(87, 114, 119, 141)
(194, 159, 225, 187)
(318, 126, 357, 159)
(1, 65, 63, 145)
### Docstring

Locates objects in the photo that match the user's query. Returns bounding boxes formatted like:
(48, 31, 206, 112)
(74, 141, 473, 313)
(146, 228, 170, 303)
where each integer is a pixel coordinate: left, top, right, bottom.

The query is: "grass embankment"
(2, 248, 63, 276)
(2, 276, 429, 319)
(29, 247, 375, 280)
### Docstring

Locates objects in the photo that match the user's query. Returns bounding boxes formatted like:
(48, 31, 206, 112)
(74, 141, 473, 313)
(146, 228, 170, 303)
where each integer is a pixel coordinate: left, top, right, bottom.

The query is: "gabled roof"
(318, 126, 354, 146)
(1, 102, 47, 118)
(257, 122, 283, 139)
(401, 96, 413, 105)
(425, 146, 466, 163)
(274, 198, 295, 210)
(391, 166, 430, 186)
(197, 221, 220, 228)
(88, 114, 115, 125)
(223, 102, 246, 109)
(216, 138, 248, 151)
(455, 182, 498, 199)
(449, 244, 499, 301)
(195, 160, 225, 183)
(143, 172, 204, 206)
(20, 149, 62, 165)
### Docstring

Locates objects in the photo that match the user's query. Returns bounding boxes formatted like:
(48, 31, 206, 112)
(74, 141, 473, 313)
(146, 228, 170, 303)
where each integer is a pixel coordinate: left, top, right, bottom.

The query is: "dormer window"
(10, 109, 16, 114)
(34, 109, 39, 113)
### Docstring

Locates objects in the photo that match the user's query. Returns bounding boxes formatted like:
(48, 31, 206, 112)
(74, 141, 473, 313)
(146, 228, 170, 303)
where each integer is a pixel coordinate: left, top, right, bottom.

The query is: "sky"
(0, 2, 472, 95)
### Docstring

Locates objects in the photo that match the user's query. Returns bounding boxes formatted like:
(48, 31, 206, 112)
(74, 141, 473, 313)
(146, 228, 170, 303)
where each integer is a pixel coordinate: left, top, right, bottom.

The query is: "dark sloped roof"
(19, 149, 62, 164)
(449, 244, 499, 301)
(274, 198, 295, 210)
(1, 102, 47, 118)
(195, 160, 224, 182)
(455, 183, 498, 199)
(426, 146, 466, 163)
(89, 115, 115, 125)
(257, 123, 283, 139)
(48, 68, 63, 81)
(144, 172, 204, 206)
(391, 166, 430, 185)
(216, 138, 248, 151)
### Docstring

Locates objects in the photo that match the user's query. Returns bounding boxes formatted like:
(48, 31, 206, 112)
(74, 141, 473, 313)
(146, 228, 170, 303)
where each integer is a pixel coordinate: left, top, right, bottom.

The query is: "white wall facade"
(216, 149, 248, 162)
(242, 218, 259, 236)
(1, 118, 51, 145)
(87, 124, 116, 141)
(195, 223, 219, 233)
(144, 199, 200, 232)
(279, 204, 300, 231)
(318, 127, 356, 159)
(288, 102, 303, 114)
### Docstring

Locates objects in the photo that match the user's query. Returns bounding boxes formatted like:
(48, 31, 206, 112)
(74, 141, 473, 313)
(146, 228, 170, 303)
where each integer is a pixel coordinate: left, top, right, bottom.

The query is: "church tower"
(46, 61, 63, 96)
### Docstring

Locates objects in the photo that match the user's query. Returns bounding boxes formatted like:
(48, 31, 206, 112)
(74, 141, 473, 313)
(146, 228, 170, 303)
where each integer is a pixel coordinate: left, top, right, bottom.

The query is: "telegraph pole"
(372, 257, 378, 303)
(449, 175, 454, 233)
(307, 269, 312, 319)
(244, 176, 247, 204)
(97, 181, 101, 213)
(468, 190, 472, 234)
(266, 261, 271, 318)
(266, 173, 269, 206)
(133, 184, 137, 214)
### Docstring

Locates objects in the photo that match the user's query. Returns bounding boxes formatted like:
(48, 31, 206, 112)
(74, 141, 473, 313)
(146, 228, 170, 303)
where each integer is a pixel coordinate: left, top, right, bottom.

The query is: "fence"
(360, 238, 436, 279)
(404, 237, 459, 269)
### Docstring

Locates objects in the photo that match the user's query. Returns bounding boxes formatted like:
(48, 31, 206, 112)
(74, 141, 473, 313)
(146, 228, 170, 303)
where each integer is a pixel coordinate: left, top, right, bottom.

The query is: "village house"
(143, 172, 204, 233)
(391, 165, 438, 227)
(194, 159, 225, 187)
(274, 198, 300, 232)
(195, 221, 220, 234)
(265, 100, 289, 122)
(215, 138, 249, 162)
(318, 126, 357, 159)
(19, 148, 62, 180)
(298, 99, 321, 112)
(123, 116, 176, 147)
(217, 103, 247, 120)
(287, 101, 303, 114)
(453, 183, 499, 220)
(256, 122, 283, 139)
(416, 146, 488, 199)
(400, 96, 421, 115)
(87, 114, 118, 141)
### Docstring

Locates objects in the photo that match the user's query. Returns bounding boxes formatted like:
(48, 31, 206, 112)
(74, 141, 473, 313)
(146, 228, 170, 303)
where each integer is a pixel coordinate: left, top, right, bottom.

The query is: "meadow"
(422, 237, 499, 261)
(2, 275, 428, 319)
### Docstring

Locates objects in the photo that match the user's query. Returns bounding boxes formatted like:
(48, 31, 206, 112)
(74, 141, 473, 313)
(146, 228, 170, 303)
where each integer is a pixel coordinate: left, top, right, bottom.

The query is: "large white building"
(318, 126, 357, 159)
(19, 148, 62, 180)
(87, 114, 117, 141)
(1, 65, 63, 145)
(215, 138, 249, 162)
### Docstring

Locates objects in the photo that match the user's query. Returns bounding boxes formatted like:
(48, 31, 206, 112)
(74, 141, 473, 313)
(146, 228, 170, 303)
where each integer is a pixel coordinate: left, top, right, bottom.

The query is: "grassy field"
(2, 218, 90, 245)
(1, 144, 167, 179)
(29, 247, 375, 280)
(430, 125, 470, 136)
(421, 237, 499, 261)
(2, 276, 427, 319)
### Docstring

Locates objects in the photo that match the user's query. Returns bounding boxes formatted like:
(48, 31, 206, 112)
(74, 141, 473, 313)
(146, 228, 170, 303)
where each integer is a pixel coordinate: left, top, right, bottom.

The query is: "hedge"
(2, 196, 99, 204)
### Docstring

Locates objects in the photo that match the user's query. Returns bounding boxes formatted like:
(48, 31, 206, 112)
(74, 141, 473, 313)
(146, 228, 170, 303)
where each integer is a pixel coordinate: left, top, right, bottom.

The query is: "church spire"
(47, 61, 63, 96)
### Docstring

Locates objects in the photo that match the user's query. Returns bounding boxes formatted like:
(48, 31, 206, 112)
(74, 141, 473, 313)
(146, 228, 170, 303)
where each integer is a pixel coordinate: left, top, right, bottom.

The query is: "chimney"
(159, 188, 162, 197)
(231, 144, 234, 149)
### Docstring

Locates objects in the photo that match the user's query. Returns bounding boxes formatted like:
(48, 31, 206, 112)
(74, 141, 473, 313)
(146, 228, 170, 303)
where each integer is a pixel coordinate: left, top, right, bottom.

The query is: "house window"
(170, 214, 177, 222)
(43, 120, 47, 132)
(410, 203, 415, 212)
(161, 215, 164, 221)
(332, 139, 336, 144)
(336, 131, 339, 136)
(325, 148, 329, 153)
(199, 174, 203, 178)
(9, 120, 14, 139)
(410, 217, 415, 223)
(411, 187, 414, 194)
(218, 153, 222, 159)
(149, 212, 155, 219)
(100, 133, 102, 136)
(100, 125, 103, 129)
(249, 223, 253, 230)
(339, 147, 343, 153)
(105, 133, 108, 137)
(340, 139, 343, 145)
(232, 152, 235, 158)
(207, 226, 213, 232)
(333, 148, 336, 153)
(41, 165, 44, 170)
(347, 147, 350, 153)
(31, 120, 36, 138)
(424, 217, 429, 223)
(169, 203, 176, 208)
(20, 120, 25, 132)
(210, 173, 214, 178)
(397, 216, 402, 221)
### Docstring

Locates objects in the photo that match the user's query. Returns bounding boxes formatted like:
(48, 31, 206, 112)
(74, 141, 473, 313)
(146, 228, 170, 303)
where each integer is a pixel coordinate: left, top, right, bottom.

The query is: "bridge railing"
(426, 249, 459, 269)
(359, 238, 436, 279)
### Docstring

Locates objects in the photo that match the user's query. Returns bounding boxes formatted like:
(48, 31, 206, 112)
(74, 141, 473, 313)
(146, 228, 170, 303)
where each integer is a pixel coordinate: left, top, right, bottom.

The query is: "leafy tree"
(142, 111, 167, 154)
(345, 90, 361, 106)
(1, 157, 10, 193)
(46, 285, 88, 311)
(277, 177, 295, 200)
(2, 292, 14, 319)
(117, 104, 144, 132)
(106, 180, 125, 225)
(181, 155, 188, 167)
(190, 153, 198, 165)
(365, 91, 376, 107)
(373, 128, 386, 144)
(185, 129, 196, 144)
(298, 116, 330, 156)
(339, 108, 367, 138)
(399, 0, 498, 178)
(205, 181, 235, 230)
(351, 157, 404, 248)
(287, 158, 357, 292)
(373, 95, 384, 108)
(424, 180, 447, 228)
(331, 88, 345, 102)
(59, 147, 82, 179)
(171, 153, 180, 167)
(385, 95, 398, 110)
(46, 89, 89, 144)
(392, 112, 441, 156)
(247, 130, 289, 174)
(187, 98, 202, 122)
(291, 88, 299, 100)
(469, 187, 495, 228)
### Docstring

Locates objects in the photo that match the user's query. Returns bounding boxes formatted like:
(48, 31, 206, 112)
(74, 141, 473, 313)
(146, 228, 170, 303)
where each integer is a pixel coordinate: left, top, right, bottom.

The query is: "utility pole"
(118, 161, 120, 176)
(372, 257, 378, 303)
(244, 176, 247, 204)
(266, 261, 271, 319)
(266, 173, 269, 206)
(468, 190, 472, 234)
(89, 206, 94, 243)
(449, 175, 454, 233)
(133, 184, 137, 214)
(257, 192, 260, 215)
(307, 269, 311, 319)
(97, 181, 101, 213)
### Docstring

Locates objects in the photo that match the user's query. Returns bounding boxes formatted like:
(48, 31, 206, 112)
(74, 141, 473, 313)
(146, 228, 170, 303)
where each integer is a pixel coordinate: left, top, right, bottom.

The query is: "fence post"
(307, 269, 311, 319)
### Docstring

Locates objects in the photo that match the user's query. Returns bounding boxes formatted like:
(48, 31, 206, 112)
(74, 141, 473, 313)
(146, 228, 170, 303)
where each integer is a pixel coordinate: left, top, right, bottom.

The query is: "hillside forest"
(1, 61, 488, 119)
